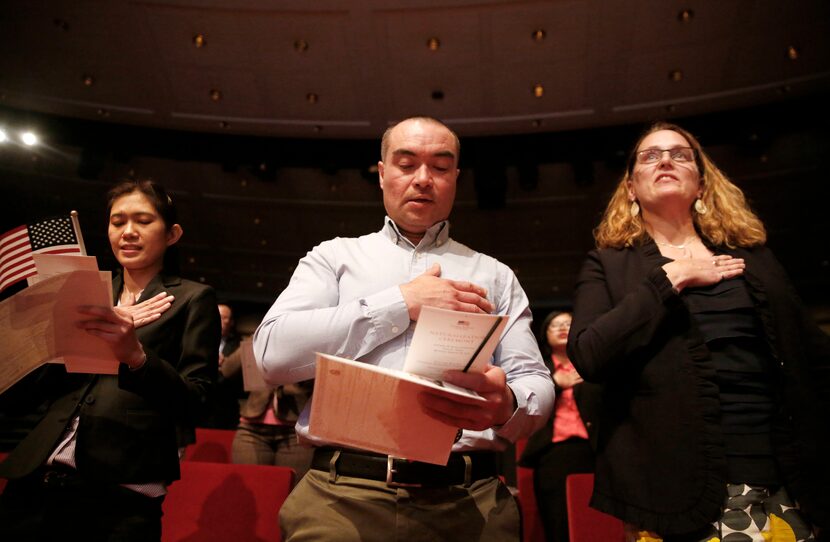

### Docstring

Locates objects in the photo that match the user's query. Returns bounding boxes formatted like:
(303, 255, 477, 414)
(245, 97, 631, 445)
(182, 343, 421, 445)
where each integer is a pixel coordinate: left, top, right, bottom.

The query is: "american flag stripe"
(0, 240, 32, 266)
(0, 227, 28, 257)
(0, 263, 37, 292)
(0, 227, 33, 291)
(0, 248, 32, 272)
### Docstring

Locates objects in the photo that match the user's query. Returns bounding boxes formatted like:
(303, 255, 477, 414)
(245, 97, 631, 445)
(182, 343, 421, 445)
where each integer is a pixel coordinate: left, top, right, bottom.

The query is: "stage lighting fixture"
(0, 128, 8, 143)
(20, 131, 38, 146)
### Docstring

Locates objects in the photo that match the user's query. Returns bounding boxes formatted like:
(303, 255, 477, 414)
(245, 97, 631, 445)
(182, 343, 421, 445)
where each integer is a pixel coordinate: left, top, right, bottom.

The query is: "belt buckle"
(386, 456, 422, 488)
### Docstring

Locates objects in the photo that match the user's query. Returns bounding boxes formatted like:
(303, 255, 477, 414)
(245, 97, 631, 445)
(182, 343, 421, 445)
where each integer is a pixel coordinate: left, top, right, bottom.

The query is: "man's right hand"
(399, 263, 494, 321)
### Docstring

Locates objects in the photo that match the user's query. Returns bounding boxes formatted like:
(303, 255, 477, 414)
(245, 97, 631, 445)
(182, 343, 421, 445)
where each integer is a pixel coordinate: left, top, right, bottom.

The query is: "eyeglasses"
(549, 321, 571, 330)
(635, 146, 696, 164)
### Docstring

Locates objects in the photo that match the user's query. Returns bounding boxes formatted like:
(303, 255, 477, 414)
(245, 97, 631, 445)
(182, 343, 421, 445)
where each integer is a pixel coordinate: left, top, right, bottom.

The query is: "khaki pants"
(279, 468, 520, 541)
(231, 422, 312, 481)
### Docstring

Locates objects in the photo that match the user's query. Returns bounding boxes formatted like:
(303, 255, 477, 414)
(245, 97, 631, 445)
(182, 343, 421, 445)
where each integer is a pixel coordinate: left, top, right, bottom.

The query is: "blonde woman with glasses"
(568, 122, 828, 541)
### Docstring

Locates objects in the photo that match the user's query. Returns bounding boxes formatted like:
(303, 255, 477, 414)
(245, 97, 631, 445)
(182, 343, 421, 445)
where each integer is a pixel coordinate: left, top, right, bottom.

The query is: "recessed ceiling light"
(193, 34, 206, 48)
(306, 92, 319, 104)
(786, 45, 800, 60)
(294, 39, 309, 53)
(82, 74, 95, 87)
(532, 84, 544, 98)
(532, 29, 546, 42)
(20, 131, 38, 146)
(427, 37, 441, 51)
(678, 9, 694, 23)
(210, 89, 222, 102)
(669, 70, 683, 82)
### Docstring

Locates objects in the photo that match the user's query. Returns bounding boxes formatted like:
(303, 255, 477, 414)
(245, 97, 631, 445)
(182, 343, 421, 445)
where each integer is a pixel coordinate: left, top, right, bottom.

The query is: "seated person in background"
(219, 344, 313, 481)
(199, 303, 244, 429)
(519, 311, 601, 542)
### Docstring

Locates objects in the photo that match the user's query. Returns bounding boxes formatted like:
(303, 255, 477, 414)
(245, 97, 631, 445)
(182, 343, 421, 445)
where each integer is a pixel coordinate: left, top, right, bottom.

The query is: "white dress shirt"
(254, 217, 554, 452)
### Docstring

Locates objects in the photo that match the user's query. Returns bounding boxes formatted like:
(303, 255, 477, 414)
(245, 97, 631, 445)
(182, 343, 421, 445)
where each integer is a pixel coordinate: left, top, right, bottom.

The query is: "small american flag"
(0, 215, 83, 292)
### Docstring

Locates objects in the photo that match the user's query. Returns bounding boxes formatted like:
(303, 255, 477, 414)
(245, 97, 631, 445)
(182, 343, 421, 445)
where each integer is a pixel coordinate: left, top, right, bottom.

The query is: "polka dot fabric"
(625, 484, 816, 542)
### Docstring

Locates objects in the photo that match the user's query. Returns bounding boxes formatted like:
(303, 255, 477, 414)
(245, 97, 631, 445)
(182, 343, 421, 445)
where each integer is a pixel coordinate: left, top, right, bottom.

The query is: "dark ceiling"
(2, 0, 829, 138)
(1, 1, 830, 325)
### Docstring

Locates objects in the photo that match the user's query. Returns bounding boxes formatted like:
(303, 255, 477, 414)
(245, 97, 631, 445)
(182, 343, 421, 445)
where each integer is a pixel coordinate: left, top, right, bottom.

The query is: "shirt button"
(392, 326, 399, 334)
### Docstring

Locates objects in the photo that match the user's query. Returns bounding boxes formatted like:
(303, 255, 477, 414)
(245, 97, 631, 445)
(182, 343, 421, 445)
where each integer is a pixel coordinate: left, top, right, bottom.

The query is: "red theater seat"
(514, 439, 545, 542)
(182, 428, 236, 463)
(162, 462, 294, 542)
(566, 473, 624, 542)
(0, 451, 8, 494)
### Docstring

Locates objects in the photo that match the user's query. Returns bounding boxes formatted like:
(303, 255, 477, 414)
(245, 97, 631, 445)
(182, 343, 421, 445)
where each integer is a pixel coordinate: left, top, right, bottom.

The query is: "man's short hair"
(380, 117, 460, 163)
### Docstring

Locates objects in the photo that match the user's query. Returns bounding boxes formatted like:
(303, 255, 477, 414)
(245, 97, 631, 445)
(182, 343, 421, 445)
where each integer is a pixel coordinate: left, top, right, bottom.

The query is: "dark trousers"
(533, 438, 595, 542)
(0, 469, 164, 542)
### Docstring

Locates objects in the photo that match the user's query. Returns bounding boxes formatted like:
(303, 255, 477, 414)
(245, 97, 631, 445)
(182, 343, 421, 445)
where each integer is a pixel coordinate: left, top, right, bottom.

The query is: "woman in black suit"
(519, 311, 601, 541)
(568, 122, 828, 541)
(0, 179, 219, 541)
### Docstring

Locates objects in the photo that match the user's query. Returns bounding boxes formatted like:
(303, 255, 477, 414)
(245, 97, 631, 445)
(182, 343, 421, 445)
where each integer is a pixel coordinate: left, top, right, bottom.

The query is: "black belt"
(311, 447, 499, 488)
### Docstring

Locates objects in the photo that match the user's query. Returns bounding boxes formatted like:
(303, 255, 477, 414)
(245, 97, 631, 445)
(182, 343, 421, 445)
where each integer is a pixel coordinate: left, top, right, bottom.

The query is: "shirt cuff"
(360, 286, 410, 339)
(491, 383, 534, 443)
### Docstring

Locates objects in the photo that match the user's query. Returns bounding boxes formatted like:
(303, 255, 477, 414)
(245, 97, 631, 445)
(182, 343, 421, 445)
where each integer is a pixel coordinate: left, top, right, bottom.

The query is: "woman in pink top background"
(519, 311, 602, 541)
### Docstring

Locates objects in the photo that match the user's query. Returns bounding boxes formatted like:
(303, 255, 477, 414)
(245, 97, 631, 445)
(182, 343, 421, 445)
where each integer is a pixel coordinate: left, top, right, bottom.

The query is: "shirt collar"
(382, 216, 450, 249)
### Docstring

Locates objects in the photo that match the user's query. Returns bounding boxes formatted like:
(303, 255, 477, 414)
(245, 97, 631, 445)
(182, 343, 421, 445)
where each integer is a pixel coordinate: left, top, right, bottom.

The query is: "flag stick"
(70, 210, 87, 256)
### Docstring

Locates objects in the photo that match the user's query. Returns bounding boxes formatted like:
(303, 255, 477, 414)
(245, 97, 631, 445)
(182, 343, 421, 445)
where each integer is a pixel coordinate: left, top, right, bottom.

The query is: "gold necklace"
(654, 236, 697, 258)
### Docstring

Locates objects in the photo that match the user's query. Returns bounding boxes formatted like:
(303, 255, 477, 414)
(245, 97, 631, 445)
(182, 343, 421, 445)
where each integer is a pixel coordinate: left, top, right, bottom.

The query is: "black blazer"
(567, 239, 830, 534)
(0, 272, 219, 485)
(518, 354, 601, 468)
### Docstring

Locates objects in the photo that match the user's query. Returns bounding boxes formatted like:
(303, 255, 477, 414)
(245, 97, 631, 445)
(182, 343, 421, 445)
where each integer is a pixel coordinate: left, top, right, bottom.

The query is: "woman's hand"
(663, 254, 745, 292)
(77, 305, 146, 369)
(553, 370, 583, 389)
(119, 292, 174, 328)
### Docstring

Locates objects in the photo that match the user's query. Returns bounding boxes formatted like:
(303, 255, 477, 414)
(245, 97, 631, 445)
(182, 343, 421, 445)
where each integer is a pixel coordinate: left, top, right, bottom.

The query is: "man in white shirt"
(255, 116, 554, 541)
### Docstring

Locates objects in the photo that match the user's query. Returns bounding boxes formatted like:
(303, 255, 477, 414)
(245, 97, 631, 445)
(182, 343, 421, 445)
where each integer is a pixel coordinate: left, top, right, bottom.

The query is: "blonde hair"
(594, 122, 767, 249)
